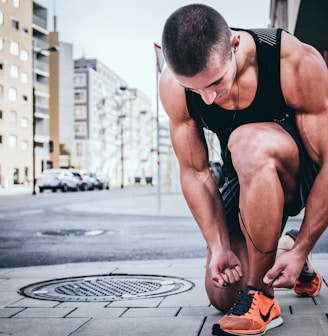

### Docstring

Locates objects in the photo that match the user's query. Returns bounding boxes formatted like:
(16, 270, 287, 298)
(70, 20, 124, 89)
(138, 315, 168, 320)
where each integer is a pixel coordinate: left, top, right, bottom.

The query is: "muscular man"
(159, 4, 327, 336)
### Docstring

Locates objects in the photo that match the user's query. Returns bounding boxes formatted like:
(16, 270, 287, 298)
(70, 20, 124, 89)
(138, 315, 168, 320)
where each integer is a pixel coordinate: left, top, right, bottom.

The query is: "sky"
(38, 0, 271, 109)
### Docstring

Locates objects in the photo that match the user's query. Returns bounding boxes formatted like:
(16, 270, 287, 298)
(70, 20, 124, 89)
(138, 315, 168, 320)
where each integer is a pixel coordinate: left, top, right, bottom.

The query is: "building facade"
(0, 1, 155, 188)
(72, 58, 154, 187)
(0, 0, 33, 186)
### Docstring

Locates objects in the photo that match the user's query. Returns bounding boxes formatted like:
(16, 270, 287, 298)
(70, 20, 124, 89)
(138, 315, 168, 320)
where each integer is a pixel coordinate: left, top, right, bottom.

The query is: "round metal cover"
(19, 274, 194, 302)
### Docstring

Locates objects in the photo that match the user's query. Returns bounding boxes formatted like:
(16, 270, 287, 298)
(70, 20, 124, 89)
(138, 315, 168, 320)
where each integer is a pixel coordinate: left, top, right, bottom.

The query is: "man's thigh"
(228, 122, 300, 202)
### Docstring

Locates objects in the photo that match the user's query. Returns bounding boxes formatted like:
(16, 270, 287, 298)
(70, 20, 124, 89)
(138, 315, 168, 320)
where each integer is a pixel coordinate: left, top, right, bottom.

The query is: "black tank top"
(186, 28, 295, 176)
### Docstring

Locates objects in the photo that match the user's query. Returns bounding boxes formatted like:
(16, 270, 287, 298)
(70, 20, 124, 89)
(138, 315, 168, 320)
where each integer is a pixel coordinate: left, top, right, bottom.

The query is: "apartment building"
(0, 0, 54, 187)
(72, 58, 154, 187)
(0, 0, 32, 186)
(0, 1, 155, 188)
(32, 1, 52, 177)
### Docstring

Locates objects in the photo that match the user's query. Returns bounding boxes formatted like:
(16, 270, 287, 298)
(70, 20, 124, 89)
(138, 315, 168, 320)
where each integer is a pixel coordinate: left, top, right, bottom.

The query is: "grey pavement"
(0, 184, 327, 335)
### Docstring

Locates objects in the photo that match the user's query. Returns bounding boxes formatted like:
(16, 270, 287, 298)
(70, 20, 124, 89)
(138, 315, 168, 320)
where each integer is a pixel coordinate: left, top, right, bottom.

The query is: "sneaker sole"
(294, 257, 322, 297)
(285, 229, 322, 297)
(212, 316, 284, 336)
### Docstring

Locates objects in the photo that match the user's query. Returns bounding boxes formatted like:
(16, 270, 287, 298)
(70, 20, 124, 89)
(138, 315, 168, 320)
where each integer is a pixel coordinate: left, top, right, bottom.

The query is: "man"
(159, 4, 327, 336)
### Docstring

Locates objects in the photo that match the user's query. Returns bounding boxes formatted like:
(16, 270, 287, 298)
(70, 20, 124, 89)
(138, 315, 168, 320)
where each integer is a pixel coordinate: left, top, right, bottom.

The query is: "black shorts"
(220, 119, 319, 233)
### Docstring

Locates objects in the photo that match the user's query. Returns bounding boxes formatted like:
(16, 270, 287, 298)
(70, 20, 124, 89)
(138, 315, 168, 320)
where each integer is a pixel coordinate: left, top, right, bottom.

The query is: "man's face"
(174, 52, 236, 105)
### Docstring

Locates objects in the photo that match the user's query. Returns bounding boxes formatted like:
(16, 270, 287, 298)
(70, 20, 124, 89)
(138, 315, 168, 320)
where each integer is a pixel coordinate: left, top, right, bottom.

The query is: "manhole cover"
(19, 274, 194, 302)
(37, 229, 118, 237)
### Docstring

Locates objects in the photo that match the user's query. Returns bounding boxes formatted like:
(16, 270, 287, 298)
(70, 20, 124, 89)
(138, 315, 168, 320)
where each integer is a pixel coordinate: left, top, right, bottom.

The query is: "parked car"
(38, 169, 78, 193)
(89, 172, 110, 190)
(70, 169, 94, 191)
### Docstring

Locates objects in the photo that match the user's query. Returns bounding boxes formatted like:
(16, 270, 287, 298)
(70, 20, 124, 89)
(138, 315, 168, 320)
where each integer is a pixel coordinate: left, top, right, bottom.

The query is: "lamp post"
(32, 45, 59, 195)
(118, 114, 126, 189)
(116, 86, 136, 189)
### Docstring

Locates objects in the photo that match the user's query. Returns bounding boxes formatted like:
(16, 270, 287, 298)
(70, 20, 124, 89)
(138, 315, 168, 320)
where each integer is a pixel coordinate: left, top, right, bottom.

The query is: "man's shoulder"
(159, 68, 189, 121)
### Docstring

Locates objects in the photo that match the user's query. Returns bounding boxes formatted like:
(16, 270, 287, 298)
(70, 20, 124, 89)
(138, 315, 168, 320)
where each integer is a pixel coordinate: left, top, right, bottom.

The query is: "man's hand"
(209, 250, 243, 288)
(263, 249, 304, 288)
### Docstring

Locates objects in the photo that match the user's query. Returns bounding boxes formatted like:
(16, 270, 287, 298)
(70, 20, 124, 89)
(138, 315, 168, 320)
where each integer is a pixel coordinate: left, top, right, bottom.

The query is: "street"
(0, 187, 206, 268)
(0, 186, 327, 268)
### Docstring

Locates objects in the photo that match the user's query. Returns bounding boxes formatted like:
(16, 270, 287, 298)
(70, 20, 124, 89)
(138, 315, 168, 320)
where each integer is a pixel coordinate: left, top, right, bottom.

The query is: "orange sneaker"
(212, 286, 283, 336)
(285, 229, 322, 297)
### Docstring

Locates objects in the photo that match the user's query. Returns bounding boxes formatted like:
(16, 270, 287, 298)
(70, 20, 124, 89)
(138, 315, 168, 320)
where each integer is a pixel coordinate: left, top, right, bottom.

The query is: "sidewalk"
(0, 185, 327, 335)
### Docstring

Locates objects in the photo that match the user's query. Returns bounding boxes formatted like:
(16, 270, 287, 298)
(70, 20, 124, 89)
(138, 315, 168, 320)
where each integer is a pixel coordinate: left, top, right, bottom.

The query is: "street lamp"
(32, 45, 59, 195)
(116, 86, 136, 189)
(118, 114, 126, 189)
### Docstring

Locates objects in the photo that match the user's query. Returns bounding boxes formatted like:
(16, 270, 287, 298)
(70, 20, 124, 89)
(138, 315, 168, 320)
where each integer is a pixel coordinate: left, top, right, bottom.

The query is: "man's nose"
(200, 89, 216, 105)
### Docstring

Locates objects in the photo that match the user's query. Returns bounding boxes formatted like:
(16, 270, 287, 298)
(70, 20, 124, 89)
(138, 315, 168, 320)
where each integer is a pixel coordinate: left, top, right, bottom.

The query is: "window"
(10, 41, 19, 55)
(13, 0, 19, 8)
(0, 11, 3, 25)
(0, 110, 2, 120)
(74, 90, 86, 102)
(11, 18, 19, 31)
(0, 62, 3, 75)
(8, 135, 17, 147)
(20, 72, 28, 83)
(74, 106, 86, 118)
(0, 85, 3, 99)
(8, 87, 17, 101)
(74, 74, 86, 86)
(10, 64, 18, 78)
(10, 111, 17, 123)
(20, 49, 28, 61)
(0, 37, 3, 50)
(20, 117, 28, 127)
(76, 142, 83, 156)
(21, 140, 28, 151)
(0, 135, 2, 145)
(74, 122, 87, 135)
(22, 94, 28, 102)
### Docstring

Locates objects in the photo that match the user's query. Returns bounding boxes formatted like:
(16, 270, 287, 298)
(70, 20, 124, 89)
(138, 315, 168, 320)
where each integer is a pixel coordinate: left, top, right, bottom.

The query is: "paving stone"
(0, 307, 24, 317)
(67, 307, 126, 318)
(108, 297, 163, 308)
(8, 297, 59, 308)
(178, 306, 220, 317)
(159, 279, 209, 307)
(70, 316, 204, 336)
(121, 307, 179, 318)
(0, 318, 89, 336)
(13, 307, 75, 318)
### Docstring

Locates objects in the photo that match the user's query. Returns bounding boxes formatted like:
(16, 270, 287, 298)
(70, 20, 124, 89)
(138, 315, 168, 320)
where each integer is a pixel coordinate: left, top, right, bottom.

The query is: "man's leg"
(228, 122, 300, 295)
(212, 123, 300, 336)
(205, 229, 248, 312)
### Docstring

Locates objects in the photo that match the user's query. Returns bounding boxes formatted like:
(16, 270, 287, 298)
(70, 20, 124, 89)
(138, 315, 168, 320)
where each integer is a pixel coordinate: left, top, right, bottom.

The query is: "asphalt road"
(0, 187, 326, 268)
(0, 188, 206, 268)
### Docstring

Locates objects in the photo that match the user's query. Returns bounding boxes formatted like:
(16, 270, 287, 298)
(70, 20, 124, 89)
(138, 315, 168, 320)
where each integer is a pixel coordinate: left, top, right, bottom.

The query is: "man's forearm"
(180, 169, 230, 251)
(293, 166, 328, 259)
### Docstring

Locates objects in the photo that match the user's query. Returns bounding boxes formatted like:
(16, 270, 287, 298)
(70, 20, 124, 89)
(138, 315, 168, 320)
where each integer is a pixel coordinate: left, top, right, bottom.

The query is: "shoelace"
(227, 288, 255, 316)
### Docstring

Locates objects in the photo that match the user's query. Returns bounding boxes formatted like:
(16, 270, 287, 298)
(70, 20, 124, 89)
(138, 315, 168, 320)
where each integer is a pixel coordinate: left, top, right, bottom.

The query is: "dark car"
(70, 169, 94, 191)
(38, 169, 78, 193)
(89, 172, 110, 190)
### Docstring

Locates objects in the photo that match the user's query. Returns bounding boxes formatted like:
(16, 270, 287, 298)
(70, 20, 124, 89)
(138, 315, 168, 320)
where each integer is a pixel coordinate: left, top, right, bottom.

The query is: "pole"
(156, 67, 161, 211)
(31, 45, 59, 195)
(32, 87, 36, 195)
(120, 116, 124, 189)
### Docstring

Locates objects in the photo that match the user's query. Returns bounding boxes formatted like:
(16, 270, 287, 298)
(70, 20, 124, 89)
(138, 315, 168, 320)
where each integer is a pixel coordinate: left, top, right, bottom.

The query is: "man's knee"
(228, 125, 275, 178)
(205, 282, 240, 312)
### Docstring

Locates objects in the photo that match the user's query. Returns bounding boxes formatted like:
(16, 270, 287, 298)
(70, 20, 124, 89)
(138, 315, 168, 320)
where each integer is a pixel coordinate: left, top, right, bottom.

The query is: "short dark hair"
(162, 4, 231, 76)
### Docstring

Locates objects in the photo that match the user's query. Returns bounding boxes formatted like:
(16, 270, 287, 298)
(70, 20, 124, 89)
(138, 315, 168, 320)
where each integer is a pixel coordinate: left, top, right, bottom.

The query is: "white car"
(38, 169, 78, 193)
